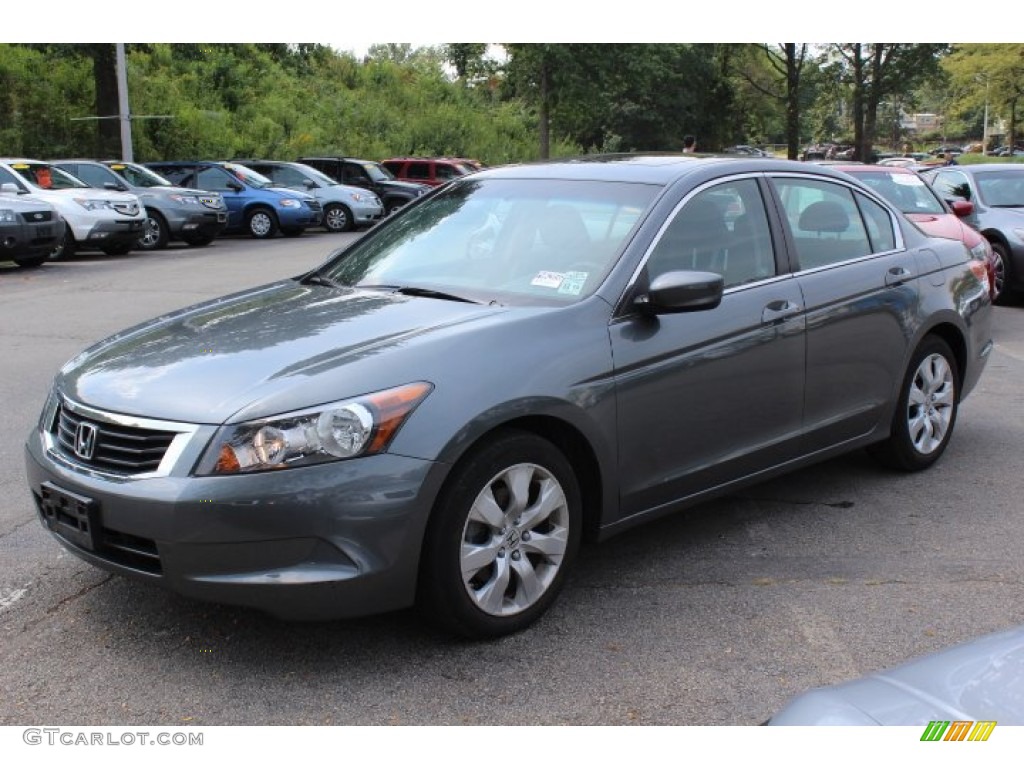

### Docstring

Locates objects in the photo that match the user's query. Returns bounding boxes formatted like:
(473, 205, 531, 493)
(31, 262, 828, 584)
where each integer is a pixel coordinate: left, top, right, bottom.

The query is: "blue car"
(144, 161, 322, 238)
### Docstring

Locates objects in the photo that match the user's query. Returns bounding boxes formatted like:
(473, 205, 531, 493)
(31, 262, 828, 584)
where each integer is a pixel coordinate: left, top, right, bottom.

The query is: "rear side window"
(773, 178, 884, 269)
(195, 167, 234, 191)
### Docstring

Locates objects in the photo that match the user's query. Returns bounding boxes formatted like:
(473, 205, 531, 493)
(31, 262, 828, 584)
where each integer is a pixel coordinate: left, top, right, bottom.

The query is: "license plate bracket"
(39, 481, 99, 552)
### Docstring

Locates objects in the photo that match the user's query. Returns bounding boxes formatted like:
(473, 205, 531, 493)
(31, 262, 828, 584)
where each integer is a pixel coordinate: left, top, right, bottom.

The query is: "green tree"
(945, 44, 1024, 151)
(832, 44, 947, 160)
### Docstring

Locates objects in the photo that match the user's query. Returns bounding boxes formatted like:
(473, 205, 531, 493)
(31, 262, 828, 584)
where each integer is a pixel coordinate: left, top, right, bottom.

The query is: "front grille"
(306, 200, 322, 213)
(55, 404, 177, 474)
(198, 196, 222, 210)
(21, 209, 53, 222)
(100, 527, 162, 574)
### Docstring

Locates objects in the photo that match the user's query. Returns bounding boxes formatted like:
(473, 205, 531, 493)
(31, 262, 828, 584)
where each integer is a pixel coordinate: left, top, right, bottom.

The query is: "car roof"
(468, 153, 850, 186)
(832, 164, 914, 175)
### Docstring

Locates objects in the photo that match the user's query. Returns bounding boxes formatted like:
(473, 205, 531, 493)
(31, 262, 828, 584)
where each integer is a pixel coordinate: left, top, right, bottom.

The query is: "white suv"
(0, 158, 146, 258)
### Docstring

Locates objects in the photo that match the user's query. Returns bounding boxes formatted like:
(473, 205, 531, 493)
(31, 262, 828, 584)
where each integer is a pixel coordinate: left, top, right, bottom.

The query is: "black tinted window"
(647, 179, 776, 288)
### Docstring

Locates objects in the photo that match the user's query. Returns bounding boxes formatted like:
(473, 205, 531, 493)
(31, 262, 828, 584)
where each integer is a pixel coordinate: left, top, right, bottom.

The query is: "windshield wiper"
(301, 273, 344, 288)
(361, 284, 481, 304)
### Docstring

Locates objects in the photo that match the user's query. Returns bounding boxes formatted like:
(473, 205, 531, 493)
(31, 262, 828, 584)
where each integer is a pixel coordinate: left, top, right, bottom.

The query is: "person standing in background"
(682, 135, 697, 153)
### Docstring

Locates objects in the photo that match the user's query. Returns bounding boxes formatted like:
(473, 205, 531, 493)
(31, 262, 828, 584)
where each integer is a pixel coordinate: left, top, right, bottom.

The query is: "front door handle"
(762, 300, 802, 324)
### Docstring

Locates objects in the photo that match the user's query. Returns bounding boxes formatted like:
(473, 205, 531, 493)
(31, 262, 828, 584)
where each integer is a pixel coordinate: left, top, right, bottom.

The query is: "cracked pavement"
(2, 235, 1023, 726)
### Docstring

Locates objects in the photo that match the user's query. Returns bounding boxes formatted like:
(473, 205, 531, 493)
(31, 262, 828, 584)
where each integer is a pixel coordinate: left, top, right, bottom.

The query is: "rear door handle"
(885, 266, 913, 286)
(762, 300, 802, 324)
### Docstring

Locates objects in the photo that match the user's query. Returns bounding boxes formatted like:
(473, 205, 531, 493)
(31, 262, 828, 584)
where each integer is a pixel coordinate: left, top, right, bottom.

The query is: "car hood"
(57, 280, 505, 424)
(380, 179, 430, 193)
(768, 625, 1024, 725)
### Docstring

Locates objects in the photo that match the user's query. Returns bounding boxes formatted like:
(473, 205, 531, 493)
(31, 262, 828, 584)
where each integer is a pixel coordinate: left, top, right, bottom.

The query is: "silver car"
(24, 155, 993, 639)
(234, 160, 384, 232)
(51, 160, 229, 250)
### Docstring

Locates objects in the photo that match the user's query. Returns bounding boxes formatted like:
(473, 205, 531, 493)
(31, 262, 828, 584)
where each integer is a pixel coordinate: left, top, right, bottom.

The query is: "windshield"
(300, 164, 341, 187)
(108, 162, 173, 188)
(847, 171, 945, 214)
(363, 162, 395, 182)
(10, 162, 89, 190)
(976, 171, 1024, 207)
(319, 178, 657, 306)
(223, 163, 273, 188)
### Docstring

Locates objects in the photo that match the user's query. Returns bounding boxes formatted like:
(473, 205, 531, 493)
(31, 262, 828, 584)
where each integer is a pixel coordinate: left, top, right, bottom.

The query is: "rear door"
(767, 174, 918, 451)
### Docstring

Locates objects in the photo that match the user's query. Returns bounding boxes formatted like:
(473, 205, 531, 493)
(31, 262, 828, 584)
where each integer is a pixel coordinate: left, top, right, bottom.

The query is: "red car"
(835, 164, 999, 301)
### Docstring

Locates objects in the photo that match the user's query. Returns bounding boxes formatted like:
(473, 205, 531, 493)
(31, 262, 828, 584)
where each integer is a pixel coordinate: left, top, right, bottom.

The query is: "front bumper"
(351, 201, 384, 226)
(164, 208, 229, 240)
(0, 217, 65, 260)
(25, 424, 444, 620)
(82, 217, 146, 246)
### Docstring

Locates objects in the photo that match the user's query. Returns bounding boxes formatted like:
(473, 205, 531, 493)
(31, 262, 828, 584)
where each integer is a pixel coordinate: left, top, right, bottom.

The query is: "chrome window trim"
(43, 395, 201, 480)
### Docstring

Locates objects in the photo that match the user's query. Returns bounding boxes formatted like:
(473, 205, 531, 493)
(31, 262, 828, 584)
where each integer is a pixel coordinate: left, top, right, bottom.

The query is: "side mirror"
(227, 181, 244, 192)
(103, 182, 128, 192)
(303, 179, 317, 189)
(949, 200, 974, 217)
(634, 271, 724, 315)
(0, 182, 22, 194)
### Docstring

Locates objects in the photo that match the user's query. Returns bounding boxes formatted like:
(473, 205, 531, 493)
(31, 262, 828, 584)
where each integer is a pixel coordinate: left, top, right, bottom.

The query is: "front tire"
(870, 336, 959, 471)
(418, 430, 582, 639)
(246, 207, 278, 239)
(990, 241, 1011, 304)
(323, 203, 354, 232)
(13, 254, 47, 268)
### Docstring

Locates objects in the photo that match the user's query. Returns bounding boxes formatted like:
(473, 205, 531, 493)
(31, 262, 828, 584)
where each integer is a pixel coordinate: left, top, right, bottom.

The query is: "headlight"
(0, 208, 14, 223)
(73, 198, 113, 211)
(196, 382, 433, 475)
(968, 240, 990, 261)
(278, 199, 300, 208)
(168, 194, 201, 205)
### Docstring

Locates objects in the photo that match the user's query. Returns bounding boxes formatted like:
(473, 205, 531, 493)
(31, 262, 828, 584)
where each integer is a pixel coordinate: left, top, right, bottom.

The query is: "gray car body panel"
(25, 154, 994, 620)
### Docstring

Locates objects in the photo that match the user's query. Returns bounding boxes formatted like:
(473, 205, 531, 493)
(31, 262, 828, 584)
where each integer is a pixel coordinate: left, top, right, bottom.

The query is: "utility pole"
(71, 45, 170, 160)
(116, 43, 133, 162)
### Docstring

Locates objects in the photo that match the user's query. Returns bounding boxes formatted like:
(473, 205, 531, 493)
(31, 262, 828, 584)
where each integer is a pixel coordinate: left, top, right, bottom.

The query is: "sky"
(6, 1, 1006, 46)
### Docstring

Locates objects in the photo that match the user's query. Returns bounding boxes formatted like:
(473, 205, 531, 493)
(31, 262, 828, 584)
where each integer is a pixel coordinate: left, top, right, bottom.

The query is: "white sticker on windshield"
(891, 174, 923, 186)
(531, 271, 565, 288)
(558, 271, 588, 296)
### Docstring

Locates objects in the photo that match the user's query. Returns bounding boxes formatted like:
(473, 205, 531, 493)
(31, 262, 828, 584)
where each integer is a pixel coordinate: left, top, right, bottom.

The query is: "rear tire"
(869, 336, 959, 471)
(417, 430, 582, 639)
(138, 210, 169, 251)
(50, 230, 76, 261)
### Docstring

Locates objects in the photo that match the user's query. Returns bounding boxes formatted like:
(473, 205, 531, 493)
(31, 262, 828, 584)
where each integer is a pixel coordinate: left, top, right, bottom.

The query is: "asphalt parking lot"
(2, 232, 1023, 726)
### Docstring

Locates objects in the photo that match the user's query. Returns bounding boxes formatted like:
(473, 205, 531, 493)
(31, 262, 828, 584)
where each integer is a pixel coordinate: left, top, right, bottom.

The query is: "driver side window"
(647, 179, 776, 288)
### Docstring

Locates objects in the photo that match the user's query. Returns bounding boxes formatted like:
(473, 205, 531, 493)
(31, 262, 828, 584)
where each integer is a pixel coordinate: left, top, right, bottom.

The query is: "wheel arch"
(429, 414, 607, 546)
(921, 322, 968, 397)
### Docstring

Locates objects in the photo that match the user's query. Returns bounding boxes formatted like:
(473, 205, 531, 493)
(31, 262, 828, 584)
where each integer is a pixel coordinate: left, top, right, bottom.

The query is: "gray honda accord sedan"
(25, 155, 994, 638)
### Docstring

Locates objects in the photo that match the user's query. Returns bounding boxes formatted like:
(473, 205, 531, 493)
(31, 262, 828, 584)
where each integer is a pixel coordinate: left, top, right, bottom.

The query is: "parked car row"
(1, 155, 473, 267)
